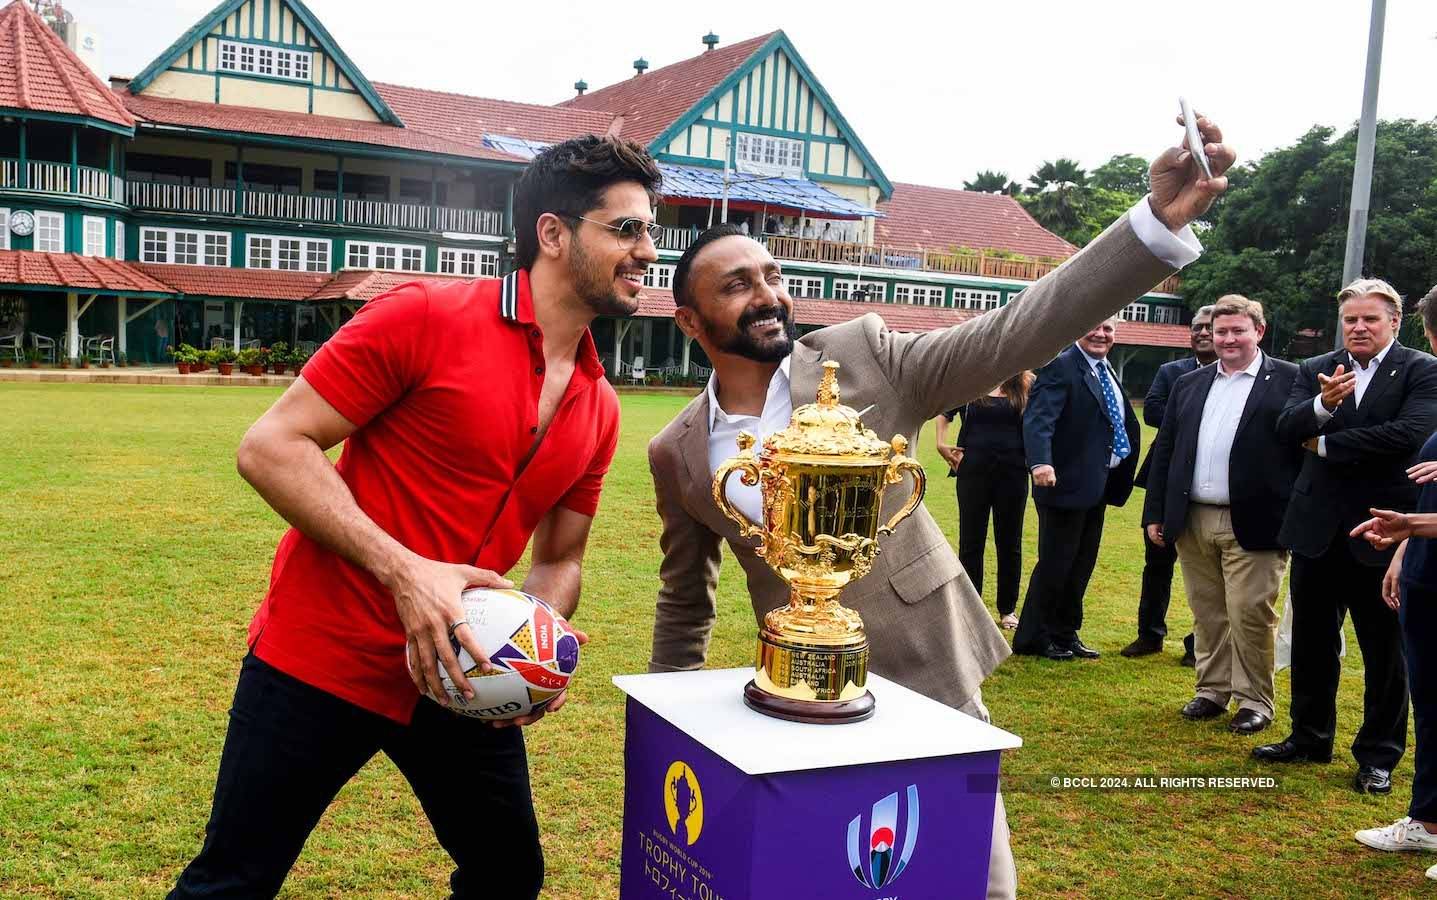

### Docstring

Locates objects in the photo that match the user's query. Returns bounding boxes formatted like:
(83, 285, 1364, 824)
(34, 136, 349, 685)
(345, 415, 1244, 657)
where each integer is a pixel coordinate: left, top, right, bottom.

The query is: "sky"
(75, 0, 1437, 191)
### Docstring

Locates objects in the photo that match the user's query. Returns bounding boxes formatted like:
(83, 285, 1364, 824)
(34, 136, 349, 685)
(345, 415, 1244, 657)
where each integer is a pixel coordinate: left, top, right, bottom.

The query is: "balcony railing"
(124, 179, 506, 237)
(0, 158, 124, 202)
(656, 226, 699, 252)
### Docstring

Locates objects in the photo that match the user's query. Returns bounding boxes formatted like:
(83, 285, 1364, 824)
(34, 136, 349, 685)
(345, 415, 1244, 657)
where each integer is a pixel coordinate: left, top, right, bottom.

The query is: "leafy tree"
(1181, 119, 1437, 356)
(963, 170, 1011, 193)
(1027, 158, 1087, 193)
(1090, 153, 1149, 195)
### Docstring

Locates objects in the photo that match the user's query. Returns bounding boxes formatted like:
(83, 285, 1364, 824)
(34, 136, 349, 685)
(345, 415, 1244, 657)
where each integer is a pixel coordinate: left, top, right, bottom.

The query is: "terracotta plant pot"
(246, 365, 263, 376)
(218, 362, 234, 375)
(270, 363, 284, 374)
(27, 361, 40, 369)
(100, 361, 111, 368)
(58, 360, 68, 369)
(177, 363, 191, 374)
(0, 359, 11, 368)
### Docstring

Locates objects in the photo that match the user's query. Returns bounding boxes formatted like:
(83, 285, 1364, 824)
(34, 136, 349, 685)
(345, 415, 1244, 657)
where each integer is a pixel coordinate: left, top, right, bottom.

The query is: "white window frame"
(0, 209, 9, 251)
(641, 263, 674, 290)
(140, 227, 229, 266)
(82, 216, 106, 257)
(1151, 305, 1181, 325)
(952, 288, 1001, 311)
(783, 275, 825, 299)
(1122, 302, 1150, 323)
(832, 279, 885, 302)
(734, 132, 805, 178)
(439, 248, 499, 278)
(113, 221, 124, 260)
(894, 283, 945, 306)
(346, 240, 426, 273)
(217, 39, 313, 83)
(35, 211, 64, 253)
(248, 234, 328, 272)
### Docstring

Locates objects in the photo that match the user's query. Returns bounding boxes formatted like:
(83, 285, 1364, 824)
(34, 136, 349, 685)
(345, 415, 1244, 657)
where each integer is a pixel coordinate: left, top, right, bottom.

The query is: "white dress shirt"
(1311, 338, 1396, 457)
(1077, 346, 1126, 469)
(704, 195, 1202, 513)
(1191, 352, 1264, 504)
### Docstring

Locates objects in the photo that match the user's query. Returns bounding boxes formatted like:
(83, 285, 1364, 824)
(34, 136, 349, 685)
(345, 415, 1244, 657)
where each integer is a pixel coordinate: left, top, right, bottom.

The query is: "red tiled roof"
(0, 251, 169, 292)
(307, 269, 471, 302)
(129, 262, 330, 301)
(375, 82, 617, 147)
(634, 287, 1187, 348)
(876, 183, 1076, 260)
(559, 32, 776, 147)
(0, 0, 133, 128)
(116, 88, 525, 163)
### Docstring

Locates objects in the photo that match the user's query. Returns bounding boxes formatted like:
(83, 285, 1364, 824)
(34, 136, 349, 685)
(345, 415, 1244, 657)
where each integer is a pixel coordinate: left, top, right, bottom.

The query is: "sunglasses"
(1191, 323, 1213, 333)
(567, 215, 663, 247)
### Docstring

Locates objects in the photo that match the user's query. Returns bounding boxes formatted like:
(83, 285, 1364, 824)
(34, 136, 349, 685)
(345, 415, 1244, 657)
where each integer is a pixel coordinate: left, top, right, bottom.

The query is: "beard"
(711, 302, 799, 363)
(569, 236, 639, 318)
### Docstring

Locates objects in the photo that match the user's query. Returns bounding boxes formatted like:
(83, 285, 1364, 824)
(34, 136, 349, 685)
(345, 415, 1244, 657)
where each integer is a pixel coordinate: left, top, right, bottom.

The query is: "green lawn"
(0, 383, 1424, 898)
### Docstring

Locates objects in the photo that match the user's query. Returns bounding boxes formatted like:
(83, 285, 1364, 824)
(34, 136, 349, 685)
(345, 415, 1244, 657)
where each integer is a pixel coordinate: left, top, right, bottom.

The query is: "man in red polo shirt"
(170, 136, 662, 899)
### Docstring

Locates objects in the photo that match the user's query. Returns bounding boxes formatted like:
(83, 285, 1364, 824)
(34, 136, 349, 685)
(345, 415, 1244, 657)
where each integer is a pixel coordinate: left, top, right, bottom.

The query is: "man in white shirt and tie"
(1142, 296, 1301, 734)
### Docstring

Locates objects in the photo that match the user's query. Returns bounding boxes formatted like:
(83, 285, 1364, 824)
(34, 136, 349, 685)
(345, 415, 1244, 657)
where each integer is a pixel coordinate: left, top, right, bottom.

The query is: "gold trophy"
(713, 361, 925, 723)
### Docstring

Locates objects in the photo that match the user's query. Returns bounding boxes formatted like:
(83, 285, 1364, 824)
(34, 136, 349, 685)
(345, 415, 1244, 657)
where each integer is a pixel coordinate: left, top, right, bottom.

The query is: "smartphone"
(1178, 97, 1213, 180)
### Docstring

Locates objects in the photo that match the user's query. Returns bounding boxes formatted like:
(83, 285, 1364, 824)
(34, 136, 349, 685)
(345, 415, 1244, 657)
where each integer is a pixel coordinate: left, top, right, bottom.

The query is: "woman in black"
(935, 371, 1034, 629)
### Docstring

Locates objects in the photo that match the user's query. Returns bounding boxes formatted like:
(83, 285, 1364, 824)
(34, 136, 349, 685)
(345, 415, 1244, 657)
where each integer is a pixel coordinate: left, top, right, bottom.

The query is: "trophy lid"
(763, 361, 894, 460)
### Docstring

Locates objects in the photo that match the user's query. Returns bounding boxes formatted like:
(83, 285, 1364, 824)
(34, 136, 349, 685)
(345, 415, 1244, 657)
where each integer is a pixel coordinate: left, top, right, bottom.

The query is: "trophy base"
(743, 679, 876, 724)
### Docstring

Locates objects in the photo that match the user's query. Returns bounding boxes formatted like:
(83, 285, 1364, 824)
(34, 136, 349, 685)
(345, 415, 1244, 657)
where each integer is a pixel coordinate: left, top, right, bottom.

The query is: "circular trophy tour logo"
(662, 761, 704, 846)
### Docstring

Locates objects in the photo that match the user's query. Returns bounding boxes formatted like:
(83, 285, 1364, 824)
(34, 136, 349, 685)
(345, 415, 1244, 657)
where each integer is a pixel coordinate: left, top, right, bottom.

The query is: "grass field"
(0, 382, 1426, 899)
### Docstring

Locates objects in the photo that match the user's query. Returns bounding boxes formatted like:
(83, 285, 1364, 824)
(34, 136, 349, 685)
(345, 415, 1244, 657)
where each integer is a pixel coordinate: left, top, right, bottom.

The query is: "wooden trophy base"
(743, 679, 876, 724)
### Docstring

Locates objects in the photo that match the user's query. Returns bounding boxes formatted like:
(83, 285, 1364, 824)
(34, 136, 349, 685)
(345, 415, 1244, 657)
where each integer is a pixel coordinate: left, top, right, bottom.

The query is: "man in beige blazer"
(647, 116, 1234, 899)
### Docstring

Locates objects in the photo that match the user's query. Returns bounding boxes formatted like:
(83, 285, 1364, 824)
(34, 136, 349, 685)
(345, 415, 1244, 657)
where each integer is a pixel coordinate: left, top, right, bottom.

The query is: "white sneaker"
(1427, 861, 1437, 880)
(1354, 817, 1437, 852)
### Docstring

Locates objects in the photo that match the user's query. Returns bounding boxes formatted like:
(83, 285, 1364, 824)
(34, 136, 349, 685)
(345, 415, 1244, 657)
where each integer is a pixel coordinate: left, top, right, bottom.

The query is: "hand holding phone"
(1179, 97, 1214, 180)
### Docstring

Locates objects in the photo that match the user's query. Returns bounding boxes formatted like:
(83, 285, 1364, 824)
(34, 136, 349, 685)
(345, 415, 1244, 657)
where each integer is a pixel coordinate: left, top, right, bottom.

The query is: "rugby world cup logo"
(846, 784, 919, 889)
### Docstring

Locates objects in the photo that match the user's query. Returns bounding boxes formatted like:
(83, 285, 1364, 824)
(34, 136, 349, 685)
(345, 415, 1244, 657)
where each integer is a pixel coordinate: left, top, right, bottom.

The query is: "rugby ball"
(414, 588, 581, 720)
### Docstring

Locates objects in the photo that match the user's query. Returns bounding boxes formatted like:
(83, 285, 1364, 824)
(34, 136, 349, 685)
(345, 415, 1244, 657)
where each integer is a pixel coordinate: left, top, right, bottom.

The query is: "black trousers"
(1402, 582, 1437, 822)
(955, 452, 1029, 616)
(1137, 527, 1179, 642)
(1012, 502, 1106, 653)
(170, 654, 543, 899)
(1288, 536, 1408, 769)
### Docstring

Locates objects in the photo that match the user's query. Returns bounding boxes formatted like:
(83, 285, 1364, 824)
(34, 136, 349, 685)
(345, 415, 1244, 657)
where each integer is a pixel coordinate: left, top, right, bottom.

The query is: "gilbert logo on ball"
(420, 588, 581, 720)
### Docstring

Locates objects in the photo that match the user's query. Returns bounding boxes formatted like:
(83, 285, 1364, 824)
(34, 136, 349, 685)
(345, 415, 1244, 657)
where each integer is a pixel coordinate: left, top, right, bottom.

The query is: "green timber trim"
(695, 119, 845, 143)
(655, 154, 723, 170)
(128, 0, 402, 126)
(809, 171, 872, 187)
(647, 31, 892, 198)
(0, 190, 127, 214)
(0, 107, 134, 138)
(0, 282, 173, 300)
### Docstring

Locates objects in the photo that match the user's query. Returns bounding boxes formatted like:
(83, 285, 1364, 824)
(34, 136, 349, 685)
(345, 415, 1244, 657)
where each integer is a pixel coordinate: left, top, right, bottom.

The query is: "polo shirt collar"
(504, 268, 606, 381)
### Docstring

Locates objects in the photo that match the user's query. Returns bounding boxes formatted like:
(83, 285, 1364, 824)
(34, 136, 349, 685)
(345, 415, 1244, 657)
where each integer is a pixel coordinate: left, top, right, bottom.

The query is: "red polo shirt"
(247, 269, 620, 723)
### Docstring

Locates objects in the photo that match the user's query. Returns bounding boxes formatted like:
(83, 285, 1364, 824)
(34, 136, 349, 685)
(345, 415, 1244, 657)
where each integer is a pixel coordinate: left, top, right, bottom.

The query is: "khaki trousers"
(1174, 504, 1286, 718)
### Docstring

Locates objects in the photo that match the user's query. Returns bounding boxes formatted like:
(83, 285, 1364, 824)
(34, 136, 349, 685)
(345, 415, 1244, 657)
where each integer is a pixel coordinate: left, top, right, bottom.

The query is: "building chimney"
(632, 57, 648, 77)
(703, 32, 719, 52)
(574, 79, 588, 97)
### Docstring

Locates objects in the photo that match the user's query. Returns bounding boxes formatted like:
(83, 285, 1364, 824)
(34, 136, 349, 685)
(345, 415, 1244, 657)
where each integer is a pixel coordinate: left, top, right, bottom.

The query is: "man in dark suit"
(1124, 304, 1216, 661)
(1142, 296, 1301, 734)
(1255, 279, 1437, 795)
(1013, 316, 1142, 660)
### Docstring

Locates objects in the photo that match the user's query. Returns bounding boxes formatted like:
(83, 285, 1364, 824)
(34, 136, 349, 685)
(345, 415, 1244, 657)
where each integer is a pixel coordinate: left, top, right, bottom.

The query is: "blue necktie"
(1096, 363, 1131, 460)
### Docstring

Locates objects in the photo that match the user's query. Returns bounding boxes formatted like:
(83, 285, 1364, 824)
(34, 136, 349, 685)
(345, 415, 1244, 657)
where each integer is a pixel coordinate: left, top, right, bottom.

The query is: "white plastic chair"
(0, 331, 21, 362)
(629, 355, 646, 384)
(30, 333, 56, 364)
(89, 336, 115, 365)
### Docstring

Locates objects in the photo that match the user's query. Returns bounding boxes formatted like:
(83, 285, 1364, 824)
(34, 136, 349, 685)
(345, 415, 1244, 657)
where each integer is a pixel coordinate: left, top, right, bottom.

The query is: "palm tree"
(1027, 158, 1086, 194)
(963, 170, 1011, 193)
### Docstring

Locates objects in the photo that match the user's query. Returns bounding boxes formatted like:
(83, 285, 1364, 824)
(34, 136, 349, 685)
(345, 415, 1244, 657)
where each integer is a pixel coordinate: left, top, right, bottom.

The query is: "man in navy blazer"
(1142, 296, 1301, 735)
(1013, 316, 1142, 660)
(1254, 279, 1437, 796)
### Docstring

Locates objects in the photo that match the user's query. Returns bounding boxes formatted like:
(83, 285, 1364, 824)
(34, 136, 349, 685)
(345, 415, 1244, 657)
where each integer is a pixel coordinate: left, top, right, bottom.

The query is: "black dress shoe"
(1251, 738, 1333, 764)
(1180, 697, 1226, 720)
(1229, 709, 1272, 734)
(1040, 642, 1075, 661)
(1064, 639, 1100, 659)
(1354, 765, 1393, 794)
(1120, 637, 1162, 658)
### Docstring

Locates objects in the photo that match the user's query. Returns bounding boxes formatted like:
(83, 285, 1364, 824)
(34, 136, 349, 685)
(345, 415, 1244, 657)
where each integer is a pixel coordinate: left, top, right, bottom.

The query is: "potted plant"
(236, 347, 264, 376)
(170, 344, 198, 374)
(25, 349, 41, 369)
(268, 342, 289, 375)
(0, 353, 11, 368)
(78, 353, 90, 369)
(58, 355, 69, 369)
(118, 352, 128, 368)
(291, 346, 312, 375)
(212, 345, 236, 376)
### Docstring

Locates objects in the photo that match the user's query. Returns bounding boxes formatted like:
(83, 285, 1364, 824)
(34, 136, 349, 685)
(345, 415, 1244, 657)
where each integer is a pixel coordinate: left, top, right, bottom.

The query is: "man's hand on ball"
(491, 628, 590, 728)
(1149, 113, 1236, 231)
(387, 554, 512, 705)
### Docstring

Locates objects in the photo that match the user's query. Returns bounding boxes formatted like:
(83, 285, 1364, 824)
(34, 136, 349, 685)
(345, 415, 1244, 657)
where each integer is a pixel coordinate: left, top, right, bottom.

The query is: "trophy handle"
(712, 434, 767, 543)
(877, 445, 927, 537)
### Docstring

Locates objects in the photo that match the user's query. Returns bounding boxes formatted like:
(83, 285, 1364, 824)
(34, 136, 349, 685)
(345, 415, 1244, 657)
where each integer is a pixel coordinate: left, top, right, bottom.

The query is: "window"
(734, 132, 805, 178)
(0, 209, 10, 251)
(35, 211, 64, 253)
(833, 280, 885, 302)
(217, 40, 313, 83)
(783, 276, 825, 299)
(346, 241, 426, 272)
(113, 221, 124, 260)
(642, 264, 674, 289)
(1151, 305, 1181, 325)
(140, 228, 229, 266)
(894, 283, 945, 306)
(439, 248, 498, 277)
(1122, 303, 1150, 322)
(952, 288, 1001, 310)
(248, 235, 329, 272)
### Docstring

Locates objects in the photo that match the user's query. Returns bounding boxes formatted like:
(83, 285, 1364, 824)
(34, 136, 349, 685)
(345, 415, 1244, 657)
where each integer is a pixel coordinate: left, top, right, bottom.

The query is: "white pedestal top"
(613, 667, 1021, 776)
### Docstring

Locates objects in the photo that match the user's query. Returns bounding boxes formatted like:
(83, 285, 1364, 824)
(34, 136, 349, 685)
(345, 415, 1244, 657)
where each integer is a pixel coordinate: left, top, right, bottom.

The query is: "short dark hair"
(513, 135, 662, 270)
(1419, 285, 1437, 334)
(673, 224, 749, 307)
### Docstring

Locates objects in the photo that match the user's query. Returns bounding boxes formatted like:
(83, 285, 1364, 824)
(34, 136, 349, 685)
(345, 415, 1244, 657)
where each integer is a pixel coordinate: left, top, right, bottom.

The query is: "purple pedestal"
(614, 668, 1020, 900)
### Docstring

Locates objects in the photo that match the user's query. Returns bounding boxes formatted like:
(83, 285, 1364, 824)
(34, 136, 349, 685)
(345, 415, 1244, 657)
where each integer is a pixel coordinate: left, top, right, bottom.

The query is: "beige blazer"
(647, 214, 1177, 709)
